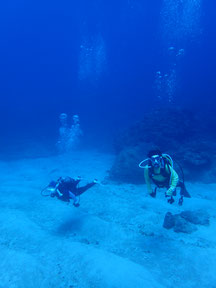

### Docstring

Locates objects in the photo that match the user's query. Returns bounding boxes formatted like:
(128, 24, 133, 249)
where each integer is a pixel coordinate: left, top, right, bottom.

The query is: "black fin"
(180, 186, 191, 198)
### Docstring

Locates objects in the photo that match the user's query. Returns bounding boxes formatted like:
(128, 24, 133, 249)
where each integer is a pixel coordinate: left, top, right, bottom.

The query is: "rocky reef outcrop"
(109, 107, 216, 183)
(163, 210, 210, 233)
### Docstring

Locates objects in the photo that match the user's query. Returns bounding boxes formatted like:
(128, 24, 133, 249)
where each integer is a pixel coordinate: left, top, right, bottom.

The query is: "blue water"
(0, 0, 215, 152)
(1, 2, 216, 287)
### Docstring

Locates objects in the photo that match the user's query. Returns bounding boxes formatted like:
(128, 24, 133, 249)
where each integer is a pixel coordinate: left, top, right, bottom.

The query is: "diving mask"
(150, 155, 162, 168)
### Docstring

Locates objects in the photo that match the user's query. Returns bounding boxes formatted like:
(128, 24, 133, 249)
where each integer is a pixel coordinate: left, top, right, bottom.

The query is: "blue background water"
(0, 1, 215, 152)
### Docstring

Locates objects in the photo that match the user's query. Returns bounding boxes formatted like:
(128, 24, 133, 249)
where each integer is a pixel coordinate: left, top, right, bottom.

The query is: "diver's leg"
(75, 182, 96, 196)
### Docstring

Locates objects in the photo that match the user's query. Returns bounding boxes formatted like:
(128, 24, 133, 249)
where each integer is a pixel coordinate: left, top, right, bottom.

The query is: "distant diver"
(56, 113, 83, 153)
(41, 176, 98, 207)
(139, 149, 190, 205)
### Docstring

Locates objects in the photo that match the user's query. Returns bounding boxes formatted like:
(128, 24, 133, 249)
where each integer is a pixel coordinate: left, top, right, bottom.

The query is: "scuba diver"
(139, 149, 191, 205)
(41, 176, 98, 207)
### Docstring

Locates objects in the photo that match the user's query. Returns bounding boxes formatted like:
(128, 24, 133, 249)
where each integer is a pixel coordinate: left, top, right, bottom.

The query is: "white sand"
(0, 150, 216, 288)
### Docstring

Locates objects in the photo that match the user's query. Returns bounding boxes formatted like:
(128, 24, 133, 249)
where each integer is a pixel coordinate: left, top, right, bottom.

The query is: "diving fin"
(180, 185, 191, 198)
(178, 181, 191, 198)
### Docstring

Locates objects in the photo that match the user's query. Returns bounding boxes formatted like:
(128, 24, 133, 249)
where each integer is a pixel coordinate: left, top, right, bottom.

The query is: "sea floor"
(0, 149, 216, 288)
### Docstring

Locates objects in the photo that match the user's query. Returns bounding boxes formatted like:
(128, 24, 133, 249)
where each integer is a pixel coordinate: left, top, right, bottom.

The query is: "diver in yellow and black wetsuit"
(140, 149, 190, 205)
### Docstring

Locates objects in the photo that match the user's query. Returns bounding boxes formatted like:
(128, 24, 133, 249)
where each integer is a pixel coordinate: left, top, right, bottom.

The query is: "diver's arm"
(55, 183, 63, 197)
(69, 191, 77, 201)
(50, 187, 63, 198)
(56, 188, 63, 197)
(144, 168, 153, 194)
(69, 191, 79, 207)
(166, 165, 179, 196)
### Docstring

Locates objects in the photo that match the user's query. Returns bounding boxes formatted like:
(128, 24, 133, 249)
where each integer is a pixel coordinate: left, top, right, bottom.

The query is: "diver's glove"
(149, 190, 156, 198)
(73, 198, 80, 207)
(167, 196, 175, 204)
(73, 202, 80, 207)
(165, 189, 175, 204)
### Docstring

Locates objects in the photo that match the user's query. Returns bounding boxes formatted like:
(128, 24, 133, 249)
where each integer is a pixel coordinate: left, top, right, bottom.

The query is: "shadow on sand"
(55, 214, 85, 236)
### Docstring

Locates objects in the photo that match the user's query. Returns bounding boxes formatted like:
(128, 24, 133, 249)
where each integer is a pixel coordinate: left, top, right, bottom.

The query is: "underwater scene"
(0, 1, 216, 287)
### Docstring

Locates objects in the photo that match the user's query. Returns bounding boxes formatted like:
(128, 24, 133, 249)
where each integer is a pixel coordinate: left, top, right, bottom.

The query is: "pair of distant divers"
(41, 149, 190, 207)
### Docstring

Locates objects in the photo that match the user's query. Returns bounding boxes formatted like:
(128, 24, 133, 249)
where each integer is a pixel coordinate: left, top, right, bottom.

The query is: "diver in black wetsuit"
(47, 176, 98, 207)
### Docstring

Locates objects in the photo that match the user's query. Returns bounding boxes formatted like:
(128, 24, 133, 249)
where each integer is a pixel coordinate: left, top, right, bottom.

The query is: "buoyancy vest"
(149, 158, 171, 187)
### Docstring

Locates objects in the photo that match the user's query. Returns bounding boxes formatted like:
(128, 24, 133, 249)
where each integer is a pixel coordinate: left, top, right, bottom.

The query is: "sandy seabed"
(0, 149, 216, 288)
